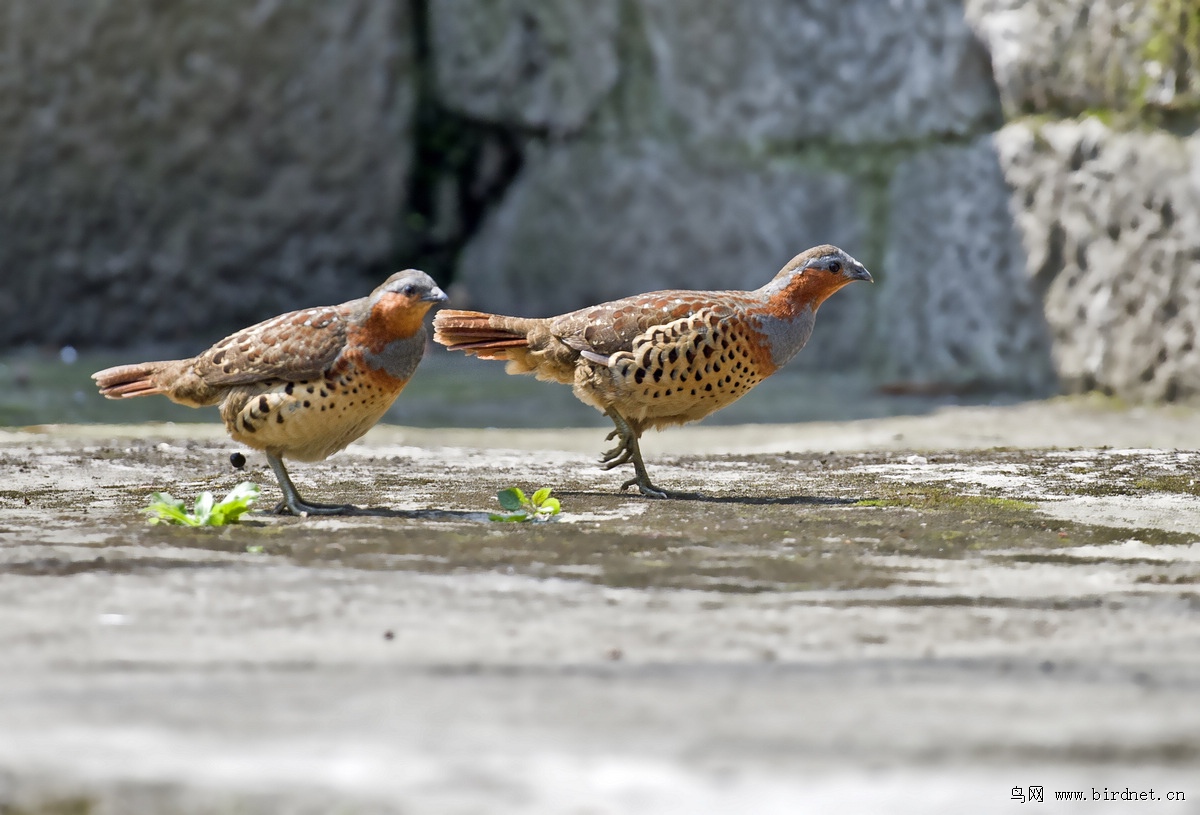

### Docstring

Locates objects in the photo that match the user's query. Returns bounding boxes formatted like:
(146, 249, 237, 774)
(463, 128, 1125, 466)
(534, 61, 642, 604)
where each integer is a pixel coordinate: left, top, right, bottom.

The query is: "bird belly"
(576, 315, 774, 429)
(592, 366, 765, 429)
(222, 376, 403, 462)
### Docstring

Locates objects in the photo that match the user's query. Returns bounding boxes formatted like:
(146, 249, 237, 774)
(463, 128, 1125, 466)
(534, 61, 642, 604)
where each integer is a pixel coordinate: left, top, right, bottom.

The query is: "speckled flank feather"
(583, 304, 779, 429)
(433, 244, 871, 496)
(93, 269, 447, 514)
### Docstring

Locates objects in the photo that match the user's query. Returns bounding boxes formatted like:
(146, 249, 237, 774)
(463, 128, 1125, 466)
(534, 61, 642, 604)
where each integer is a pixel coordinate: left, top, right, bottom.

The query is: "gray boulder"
(428, 0, 621, 133)
(0, 0, 413, 348)
(878, 136, 1057, 394)
(638, 0, 1001, 146)
(996, 119, 1200, 401)
(965, 0, 1200, 117)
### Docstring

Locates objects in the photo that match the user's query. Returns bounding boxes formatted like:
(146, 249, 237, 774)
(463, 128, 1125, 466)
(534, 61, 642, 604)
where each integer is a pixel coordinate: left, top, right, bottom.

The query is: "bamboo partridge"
(433, 245, 870, 497)
(94, 270, 447, 515)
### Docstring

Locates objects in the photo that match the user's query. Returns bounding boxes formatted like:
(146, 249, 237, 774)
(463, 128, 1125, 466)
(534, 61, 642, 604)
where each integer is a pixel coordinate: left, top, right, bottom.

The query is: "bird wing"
(189, 305, 353, 386)
(550, 291, 743, 359)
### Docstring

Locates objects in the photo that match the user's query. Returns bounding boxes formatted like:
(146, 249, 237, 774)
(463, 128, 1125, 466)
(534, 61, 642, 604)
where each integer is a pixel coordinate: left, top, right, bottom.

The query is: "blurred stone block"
(996, 119, 1200, 401)
(638, 0, 1001, 146)
(454, 140, 872, 370)
(878, 136, 1057, 394)
(428, 0, 620, 133)
(0, 0, 413, 347)
(966, 0, 1200, 118)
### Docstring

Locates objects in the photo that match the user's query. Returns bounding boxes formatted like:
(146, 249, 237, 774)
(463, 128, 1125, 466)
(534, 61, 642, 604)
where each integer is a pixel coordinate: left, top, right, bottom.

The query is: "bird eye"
(401, 284, 417, 296)
(828, 261, 842, 274)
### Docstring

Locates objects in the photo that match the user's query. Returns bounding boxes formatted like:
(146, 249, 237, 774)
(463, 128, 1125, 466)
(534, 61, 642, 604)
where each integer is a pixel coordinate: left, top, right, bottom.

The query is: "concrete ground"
(1, 360, 1199, 812)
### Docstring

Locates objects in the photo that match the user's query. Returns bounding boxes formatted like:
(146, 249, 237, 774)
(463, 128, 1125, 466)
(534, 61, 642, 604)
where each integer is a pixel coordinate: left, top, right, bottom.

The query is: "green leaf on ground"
(489, 486, 561, 523)
(497, 487, 527, 511)
(146, 482, 261, 527)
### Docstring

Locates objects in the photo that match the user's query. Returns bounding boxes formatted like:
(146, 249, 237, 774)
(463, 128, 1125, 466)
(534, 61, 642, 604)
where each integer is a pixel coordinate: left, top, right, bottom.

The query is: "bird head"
(366, 269, 448, 337)
(762, 245, 871, 317)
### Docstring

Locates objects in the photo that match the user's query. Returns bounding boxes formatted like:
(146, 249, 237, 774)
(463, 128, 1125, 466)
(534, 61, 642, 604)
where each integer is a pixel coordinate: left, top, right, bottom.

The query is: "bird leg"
(602, 408, 670, 499)
(265, 452, 356, 516)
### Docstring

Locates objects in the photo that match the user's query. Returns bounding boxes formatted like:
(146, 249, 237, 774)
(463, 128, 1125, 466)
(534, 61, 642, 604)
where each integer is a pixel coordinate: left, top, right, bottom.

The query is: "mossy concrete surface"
(2, 400, 1200, 812)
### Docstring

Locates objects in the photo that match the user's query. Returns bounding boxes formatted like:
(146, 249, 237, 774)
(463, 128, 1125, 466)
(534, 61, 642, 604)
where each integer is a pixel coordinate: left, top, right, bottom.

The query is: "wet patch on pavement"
(3, 431, 1198, 600)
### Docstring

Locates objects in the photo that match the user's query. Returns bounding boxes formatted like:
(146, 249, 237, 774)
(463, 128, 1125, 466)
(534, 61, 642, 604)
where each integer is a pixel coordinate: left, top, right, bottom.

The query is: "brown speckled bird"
(434, 245, 871, 497)
(93, 270, 447, 516)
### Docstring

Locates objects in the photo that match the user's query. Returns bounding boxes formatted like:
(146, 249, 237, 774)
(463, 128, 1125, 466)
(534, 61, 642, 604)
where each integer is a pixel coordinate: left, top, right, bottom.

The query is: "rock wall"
(444, 0, 1004, 376)
(997, 120, 1200, 400)
(0, 0, 412, 347)
(635, 0, 1000, 146)
(878, 136, 1056, 393)
(964, 0, 1200, 400)
(428, 0, 620, 134)
(1, 0, 1197, 401)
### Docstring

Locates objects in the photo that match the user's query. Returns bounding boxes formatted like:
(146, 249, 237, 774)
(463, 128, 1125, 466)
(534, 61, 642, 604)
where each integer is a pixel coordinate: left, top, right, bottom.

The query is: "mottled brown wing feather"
(551, 291, 746, 357)
(190, 304, 354, 386)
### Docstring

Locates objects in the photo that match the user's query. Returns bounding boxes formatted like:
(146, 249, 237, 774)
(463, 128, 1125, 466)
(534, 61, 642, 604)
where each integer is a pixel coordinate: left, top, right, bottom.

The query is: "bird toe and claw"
(273, 497, 358, 517)
(600, 429, 633, 469)
(599, 426, 672, 499)
(621, 475, 671, 500)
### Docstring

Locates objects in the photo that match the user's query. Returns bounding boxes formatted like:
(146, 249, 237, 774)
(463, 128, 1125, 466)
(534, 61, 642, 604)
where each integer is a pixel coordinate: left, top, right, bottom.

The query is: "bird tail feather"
(92, 362, 172, 399)
(432, 310, 530, 360)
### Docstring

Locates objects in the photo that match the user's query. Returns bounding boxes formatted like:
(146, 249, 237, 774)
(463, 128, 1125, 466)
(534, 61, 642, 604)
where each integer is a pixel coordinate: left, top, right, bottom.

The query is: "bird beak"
(849, 264, 873, 283)
(422, 287, 449, 303)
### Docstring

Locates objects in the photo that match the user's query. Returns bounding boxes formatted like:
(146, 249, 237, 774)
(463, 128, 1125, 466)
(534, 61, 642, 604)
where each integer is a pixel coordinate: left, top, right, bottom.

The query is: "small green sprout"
(489, 486, 561, 523)
(145, 482, 261, 527)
